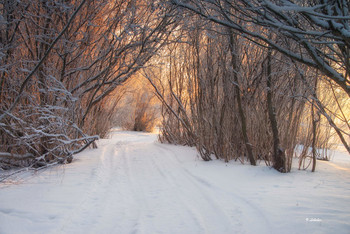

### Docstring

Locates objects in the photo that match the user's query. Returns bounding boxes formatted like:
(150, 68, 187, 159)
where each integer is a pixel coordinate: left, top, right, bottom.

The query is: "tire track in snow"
(121, 142, 206, 234)
(122, 143, 148, 233)
(151, 144, 243, 233)
(154, 143, 274, 234)
(83, 140, 145, 233)
(143, 146, 206, 233)
(55, 143, 117, 234)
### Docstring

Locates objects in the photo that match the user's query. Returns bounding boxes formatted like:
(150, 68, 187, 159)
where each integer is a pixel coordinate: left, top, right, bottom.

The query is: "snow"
(1, 130, 350, 234)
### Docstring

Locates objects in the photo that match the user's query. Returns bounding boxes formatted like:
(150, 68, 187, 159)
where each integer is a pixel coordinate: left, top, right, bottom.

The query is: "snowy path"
(56, 133, 270, 234)
(1, 130, 350, 234)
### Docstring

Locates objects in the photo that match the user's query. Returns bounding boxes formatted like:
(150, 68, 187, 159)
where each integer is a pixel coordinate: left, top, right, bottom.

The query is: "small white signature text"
(306, 218, 322, 222)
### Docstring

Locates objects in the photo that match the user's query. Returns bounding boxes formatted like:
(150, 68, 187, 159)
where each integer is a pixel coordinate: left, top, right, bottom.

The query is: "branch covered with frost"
(171, 0, 350, 96)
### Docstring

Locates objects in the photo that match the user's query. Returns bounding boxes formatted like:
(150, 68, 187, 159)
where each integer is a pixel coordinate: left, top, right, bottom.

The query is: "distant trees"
(0, 0, 175, 169)
(113, 77, 159, 133)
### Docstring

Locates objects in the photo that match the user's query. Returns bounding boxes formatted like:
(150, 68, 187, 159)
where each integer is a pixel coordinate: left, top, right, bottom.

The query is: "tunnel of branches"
(1, 0, 349, 173)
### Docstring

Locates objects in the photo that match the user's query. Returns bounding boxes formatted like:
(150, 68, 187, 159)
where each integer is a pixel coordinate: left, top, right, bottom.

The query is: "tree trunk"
(311, 103, 317, 172)
(229, 32, 256, 166)
(266, 48, 286, 172)
(311, 78, 320, 172)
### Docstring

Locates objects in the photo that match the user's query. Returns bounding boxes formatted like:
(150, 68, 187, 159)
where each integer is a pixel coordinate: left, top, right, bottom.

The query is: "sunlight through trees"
(1, 0, 349, 172)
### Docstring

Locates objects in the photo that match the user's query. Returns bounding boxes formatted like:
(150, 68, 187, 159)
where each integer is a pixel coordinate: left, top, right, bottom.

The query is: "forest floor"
(0, 129, 349, 234)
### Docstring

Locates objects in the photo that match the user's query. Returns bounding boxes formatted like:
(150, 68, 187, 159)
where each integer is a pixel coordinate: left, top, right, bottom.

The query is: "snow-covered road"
(1, 130, 350, 234)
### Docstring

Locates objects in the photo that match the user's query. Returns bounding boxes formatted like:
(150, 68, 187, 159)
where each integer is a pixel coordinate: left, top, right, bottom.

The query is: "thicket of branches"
(171, 0, 350, 155)
(147, 20, 306, 172)
(149, 0, 349, 172)
(0, 0, 175, 169)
